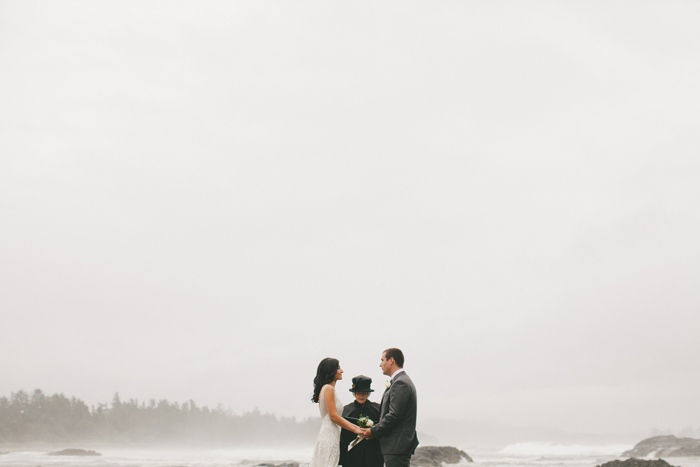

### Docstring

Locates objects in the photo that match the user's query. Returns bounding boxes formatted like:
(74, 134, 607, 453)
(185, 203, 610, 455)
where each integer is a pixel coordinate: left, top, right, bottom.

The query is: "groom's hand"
(362, 428, 373, 439)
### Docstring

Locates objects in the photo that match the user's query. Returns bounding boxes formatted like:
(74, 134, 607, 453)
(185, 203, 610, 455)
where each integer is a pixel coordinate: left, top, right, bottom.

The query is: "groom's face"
(380, 352, 393, 376)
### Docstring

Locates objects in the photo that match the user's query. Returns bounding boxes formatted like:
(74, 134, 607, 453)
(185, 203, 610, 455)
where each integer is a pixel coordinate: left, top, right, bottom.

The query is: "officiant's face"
(354, 392, 369, 404)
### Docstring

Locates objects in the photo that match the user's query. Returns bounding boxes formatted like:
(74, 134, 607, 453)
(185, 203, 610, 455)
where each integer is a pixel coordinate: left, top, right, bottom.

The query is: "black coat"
(339, 399, 384, 467)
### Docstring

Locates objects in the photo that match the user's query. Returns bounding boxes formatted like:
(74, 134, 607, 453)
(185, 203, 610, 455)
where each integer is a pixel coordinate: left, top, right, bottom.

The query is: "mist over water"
(0, 447, 313, 467)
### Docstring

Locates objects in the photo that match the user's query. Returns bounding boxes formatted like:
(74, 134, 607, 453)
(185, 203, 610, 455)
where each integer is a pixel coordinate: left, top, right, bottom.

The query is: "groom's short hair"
(384, 348, 404, 368)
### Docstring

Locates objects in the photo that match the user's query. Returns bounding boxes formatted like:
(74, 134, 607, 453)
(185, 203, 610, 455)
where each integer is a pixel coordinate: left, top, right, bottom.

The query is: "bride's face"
(335, 365, 344, 381)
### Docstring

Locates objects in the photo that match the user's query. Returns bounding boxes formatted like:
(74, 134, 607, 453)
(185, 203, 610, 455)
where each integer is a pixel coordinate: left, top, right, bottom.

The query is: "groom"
(362, 348, 419, 467)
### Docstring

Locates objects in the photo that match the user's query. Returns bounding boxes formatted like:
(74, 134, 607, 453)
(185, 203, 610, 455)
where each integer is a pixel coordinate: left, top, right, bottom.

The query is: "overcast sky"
(1, 1, 699, 436)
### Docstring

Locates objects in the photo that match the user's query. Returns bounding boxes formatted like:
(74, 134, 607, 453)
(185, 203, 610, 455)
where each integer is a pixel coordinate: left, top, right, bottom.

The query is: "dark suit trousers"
(383, 453, 411, 467)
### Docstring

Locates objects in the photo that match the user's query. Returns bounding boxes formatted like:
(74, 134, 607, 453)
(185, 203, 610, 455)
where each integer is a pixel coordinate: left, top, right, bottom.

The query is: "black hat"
(349, 375, 374, 393)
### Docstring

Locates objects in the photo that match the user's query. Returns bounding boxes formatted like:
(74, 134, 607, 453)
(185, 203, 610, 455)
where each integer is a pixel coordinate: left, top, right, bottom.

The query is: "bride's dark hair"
(311, 357, 339, 403)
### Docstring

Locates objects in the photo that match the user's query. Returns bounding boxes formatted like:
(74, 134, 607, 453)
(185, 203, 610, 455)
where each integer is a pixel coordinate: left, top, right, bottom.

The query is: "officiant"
(339, 375, 384, 467)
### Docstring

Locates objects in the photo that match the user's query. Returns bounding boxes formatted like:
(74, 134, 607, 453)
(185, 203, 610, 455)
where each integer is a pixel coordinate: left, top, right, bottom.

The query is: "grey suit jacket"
(369, 371, 419, 456)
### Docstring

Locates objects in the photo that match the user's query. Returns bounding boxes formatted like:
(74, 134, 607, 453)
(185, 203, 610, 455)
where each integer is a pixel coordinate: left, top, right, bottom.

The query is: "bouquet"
(348, 416, 374, 450)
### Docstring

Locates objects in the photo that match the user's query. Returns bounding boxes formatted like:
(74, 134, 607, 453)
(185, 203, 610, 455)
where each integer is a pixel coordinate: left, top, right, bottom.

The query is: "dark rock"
(597, 459, 678, 467)
(47, 449, 101, 456)
(622, 436, 700, 457)
(411, 446, 473, 466)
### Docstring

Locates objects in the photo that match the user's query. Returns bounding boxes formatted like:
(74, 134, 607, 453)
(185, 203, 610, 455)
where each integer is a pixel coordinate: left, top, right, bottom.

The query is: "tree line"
(0, 389, 318, 445)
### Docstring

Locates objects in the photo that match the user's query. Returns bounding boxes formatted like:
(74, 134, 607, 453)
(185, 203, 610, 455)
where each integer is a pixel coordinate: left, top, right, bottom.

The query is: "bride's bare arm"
(323, 385, 363, 434)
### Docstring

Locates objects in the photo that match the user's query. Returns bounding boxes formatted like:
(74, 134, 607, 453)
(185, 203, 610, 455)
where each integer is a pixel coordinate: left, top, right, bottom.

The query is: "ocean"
(1, 443, 699, 467)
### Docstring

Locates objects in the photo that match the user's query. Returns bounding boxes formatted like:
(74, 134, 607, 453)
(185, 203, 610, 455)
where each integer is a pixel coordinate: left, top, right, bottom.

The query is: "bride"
(310, 358, 364, 467)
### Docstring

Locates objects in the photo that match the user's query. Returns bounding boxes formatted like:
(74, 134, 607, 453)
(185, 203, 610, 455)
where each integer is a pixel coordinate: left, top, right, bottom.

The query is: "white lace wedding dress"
(309, 384, 343, 467)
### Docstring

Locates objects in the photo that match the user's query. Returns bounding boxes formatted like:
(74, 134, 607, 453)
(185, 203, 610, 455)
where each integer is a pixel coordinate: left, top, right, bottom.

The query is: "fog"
(1, 1, 699, 443)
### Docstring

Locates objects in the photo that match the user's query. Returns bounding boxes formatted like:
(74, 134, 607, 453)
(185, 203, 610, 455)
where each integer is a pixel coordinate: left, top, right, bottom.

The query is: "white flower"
(385, 381, 391, 389)
(366, 419, 374, 427)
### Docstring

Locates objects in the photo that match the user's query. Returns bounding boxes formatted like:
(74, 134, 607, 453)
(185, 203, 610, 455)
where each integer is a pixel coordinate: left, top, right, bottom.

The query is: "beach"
(2, 444, 700, 467)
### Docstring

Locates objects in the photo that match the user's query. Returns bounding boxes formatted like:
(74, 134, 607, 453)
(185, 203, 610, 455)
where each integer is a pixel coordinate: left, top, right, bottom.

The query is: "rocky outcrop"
(47, 449, 101, 456)
(411, 446, 473, 466)
(622, 436, 700, 457)
(598, 459, 678, 467)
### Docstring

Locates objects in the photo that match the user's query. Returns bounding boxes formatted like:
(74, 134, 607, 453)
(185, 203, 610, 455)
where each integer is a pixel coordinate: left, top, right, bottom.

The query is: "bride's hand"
(353, 426, 364, 435)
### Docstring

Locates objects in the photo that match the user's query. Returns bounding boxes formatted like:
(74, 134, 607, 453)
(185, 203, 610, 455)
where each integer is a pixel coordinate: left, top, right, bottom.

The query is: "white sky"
(1, 1, 699, 436)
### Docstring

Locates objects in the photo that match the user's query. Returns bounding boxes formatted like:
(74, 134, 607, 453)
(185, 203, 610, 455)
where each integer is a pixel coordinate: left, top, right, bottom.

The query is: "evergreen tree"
(0, 389, 318, 445)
